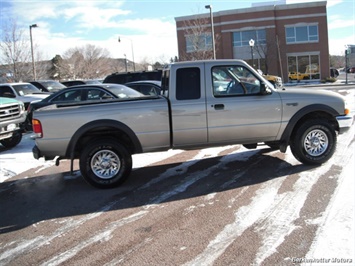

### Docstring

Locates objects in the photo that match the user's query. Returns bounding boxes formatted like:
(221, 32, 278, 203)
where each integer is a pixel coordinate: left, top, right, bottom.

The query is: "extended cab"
(32, 60, 353, 189)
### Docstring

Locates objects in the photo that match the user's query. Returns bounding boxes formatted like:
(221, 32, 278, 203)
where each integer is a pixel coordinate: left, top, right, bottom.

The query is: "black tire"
(0, 131, 22, 148)
(79, 139, 132, 189)
(290, 119, 336, 165)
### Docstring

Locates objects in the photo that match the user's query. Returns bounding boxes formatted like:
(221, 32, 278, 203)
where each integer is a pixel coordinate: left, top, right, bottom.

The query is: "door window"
(212, 66, 261, 96)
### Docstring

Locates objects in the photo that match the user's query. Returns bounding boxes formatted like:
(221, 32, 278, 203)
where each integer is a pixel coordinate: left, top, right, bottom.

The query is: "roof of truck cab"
(0, 82, 33, 86)
(170, 59, 246, 64)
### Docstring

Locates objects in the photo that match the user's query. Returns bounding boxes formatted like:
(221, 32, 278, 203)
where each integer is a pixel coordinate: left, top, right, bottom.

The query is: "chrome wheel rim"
(91, 149, 120, 179)
(304, 129, 328, 156)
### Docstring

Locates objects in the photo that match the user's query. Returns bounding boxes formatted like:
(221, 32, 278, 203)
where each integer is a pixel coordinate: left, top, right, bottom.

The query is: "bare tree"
(179, 14, 220, 61)
(58, 44, 113, 80)
(0, 19, 31, 82)
(253, 39, 278, 74)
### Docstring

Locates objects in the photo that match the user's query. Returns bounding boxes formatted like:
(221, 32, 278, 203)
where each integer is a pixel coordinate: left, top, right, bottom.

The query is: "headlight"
(19, 102, 25, 112)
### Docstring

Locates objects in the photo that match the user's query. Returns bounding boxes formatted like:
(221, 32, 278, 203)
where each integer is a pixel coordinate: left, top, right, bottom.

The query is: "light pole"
(29, 24, 38, 80)
(205, 5, 216, 59)
(249, 39, 255, 68)
(118, 36, 135, 71)
(124, 54, 127, 72)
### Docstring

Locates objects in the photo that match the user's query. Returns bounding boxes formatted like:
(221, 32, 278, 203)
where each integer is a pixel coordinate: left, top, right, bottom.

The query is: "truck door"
(169, 64, 208, 148)
(205, 63, 282, 144)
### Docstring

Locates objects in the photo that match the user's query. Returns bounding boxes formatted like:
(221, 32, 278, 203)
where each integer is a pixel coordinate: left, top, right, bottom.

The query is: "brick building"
(175, 1, 330, 82)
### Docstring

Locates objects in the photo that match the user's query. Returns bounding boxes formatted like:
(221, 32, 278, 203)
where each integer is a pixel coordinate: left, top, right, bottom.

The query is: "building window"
(287, 54, 320, 81)
(185, 33, 212, 52)
(232, 30, 266, 47)
(285, 25, 318, 44)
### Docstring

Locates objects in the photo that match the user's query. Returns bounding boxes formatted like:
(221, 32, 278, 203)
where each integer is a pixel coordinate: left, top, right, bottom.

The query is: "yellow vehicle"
(257, 70, 283, 88)
(289, 64, 320, 80)
(288, 72, 309, 80)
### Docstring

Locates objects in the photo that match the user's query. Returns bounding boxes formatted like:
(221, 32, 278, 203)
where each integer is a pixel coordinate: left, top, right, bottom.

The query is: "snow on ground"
(0, 134, 54, 181)
(0, 133, 183, 182)
(302, 152, 355, 266)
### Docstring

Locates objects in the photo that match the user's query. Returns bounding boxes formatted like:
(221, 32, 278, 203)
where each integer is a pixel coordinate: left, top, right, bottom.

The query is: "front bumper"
(336, 114, 354, 134)
(0, 123, 23, 141)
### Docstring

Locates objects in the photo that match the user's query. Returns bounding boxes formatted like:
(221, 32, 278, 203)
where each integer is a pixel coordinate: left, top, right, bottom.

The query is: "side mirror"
(260, 83, 272, 95)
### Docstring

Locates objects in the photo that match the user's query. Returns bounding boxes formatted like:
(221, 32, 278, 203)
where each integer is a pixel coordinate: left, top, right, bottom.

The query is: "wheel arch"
(279, 104, 339, 152)
(66, 119, 143, 160)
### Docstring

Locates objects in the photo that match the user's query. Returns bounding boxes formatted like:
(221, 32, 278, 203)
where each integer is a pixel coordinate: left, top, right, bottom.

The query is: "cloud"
(7, 1, 131, 27)
(116, 18, 176, 36)
(328, 18, 355, 30)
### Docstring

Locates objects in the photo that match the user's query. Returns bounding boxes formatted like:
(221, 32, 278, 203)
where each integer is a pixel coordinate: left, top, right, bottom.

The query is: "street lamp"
(249, 39, 255, 68)
(29, 24, 38, 80)
(124, 54, 127, 72)
(118, 36, 135, 71)
(205, 5, 216, 60)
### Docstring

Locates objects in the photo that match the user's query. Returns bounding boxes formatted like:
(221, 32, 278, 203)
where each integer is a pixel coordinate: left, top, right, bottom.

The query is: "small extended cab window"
(212, 66, 261, 97)
(176, 67, 201, 100)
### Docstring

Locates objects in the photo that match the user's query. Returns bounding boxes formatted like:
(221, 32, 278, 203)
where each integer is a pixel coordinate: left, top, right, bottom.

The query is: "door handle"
(213, 104, 224, 110)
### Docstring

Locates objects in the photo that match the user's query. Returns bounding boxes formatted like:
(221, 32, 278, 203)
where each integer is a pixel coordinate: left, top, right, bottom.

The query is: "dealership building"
(175, 1, 330, 82)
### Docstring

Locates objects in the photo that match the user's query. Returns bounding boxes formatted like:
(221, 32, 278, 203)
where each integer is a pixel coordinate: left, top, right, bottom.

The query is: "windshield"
(85, 80, 102, 84)
(104, 84, 144, 98)
(13, 84, 41, 95)
(41, 81, 66, 92)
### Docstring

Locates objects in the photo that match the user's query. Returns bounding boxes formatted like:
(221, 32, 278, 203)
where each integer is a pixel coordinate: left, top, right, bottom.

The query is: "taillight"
(32, 119, 43, 138)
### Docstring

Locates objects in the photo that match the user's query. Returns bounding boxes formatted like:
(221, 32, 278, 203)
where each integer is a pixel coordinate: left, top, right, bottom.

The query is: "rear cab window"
(176, 67, 201, 100)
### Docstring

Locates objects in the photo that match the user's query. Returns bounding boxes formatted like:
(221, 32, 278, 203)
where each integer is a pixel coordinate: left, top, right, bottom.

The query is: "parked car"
(257, 70, 282, 88)
(0, 97, 26, 148)
(288, 72, 307, 80)
(26, 83, 144, 130)
(103, 70, 162, 84)
(30, 80, 66, 93)
(0, 83, 50, 109)
(347, 66, 355, 73)
(124, 80, 162, 95)
(330, 68, 339, 78)
(61, 80, 102, 87)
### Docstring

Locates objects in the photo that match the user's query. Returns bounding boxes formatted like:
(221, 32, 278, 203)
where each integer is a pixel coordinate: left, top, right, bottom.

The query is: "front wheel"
(0, 131, 22, 148)
(290, 119, 336, 165)
(79, 139, 132, 189)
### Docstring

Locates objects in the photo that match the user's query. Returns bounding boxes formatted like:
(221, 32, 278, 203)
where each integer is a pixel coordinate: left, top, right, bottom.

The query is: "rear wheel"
(0, 131, 22, 148)
(79, 139, 132, 189)
(290, 119, 336, 165)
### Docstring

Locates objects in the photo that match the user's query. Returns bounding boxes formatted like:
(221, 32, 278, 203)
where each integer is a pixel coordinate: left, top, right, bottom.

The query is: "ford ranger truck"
(0, 97, 26, 148)
(32, 60, 353, 189)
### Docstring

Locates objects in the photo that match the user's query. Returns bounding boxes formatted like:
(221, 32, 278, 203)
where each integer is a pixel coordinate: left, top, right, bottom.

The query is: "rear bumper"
(32, 145, 57, 161)
(336, 114, 354, 134)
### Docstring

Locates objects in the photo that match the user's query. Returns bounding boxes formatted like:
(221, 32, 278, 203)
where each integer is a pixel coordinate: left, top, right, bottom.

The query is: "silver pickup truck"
(32, 60, 353, 188)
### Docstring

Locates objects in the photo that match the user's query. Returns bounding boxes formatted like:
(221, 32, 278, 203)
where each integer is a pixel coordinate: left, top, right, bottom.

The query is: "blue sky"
(0, 0, 354, 64)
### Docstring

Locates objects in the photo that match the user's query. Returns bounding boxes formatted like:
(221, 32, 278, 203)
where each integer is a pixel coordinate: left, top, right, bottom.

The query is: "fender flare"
(66, 119, 143, 159)
(279, 104, 339, 152)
